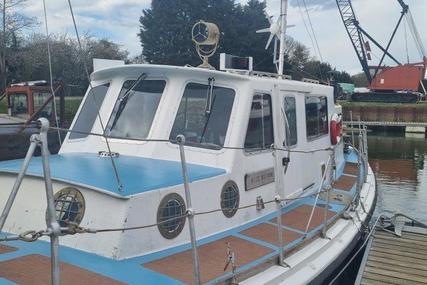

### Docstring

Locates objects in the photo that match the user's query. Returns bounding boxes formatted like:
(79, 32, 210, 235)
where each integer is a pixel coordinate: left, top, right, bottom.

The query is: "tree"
(351, 72, 368, 87)
(7, 34, 129, 96)
(0, 0, 37, 92)
(139, 0, 275, 71)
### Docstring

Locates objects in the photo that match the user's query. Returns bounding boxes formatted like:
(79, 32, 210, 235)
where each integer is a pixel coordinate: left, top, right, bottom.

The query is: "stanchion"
(39, 118, 61, 285)
(177, 135, 201, 285)
(322, 150, 334, 239)
(0, 118, 60, 285)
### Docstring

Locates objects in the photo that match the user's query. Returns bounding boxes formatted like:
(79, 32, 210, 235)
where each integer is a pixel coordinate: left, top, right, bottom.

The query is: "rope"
(42, 0, 62, 147)
(66, 0, 123, 191)
(304, 154, 331, 234)
(327, 213, 391, 285)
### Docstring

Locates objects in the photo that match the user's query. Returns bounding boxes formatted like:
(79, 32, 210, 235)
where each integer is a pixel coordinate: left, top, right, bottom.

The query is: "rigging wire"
(296, 0, 318, 60)
(295, 0, 324, 82)
(66, 0, 123, 192)
(404, 18, 410, 64)
(301, 0, 323, 62)
(42, 0, 62, 146)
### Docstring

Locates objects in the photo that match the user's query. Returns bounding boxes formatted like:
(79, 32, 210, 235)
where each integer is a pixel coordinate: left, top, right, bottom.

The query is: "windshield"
(70, 83, 110, 140)
(106, 79, 166, 139)
(169, 82, 235, 149)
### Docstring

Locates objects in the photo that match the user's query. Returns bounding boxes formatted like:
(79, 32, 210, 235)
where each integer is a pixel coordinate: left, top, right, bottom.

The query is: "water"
(369, 132, 427, 223)
(330, 131, 427, 285)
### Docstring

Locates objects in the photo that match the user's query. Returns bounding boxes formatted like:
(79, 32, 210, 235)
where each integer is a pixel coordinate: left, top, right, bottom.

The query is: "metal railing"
(0, 121, 372, 285)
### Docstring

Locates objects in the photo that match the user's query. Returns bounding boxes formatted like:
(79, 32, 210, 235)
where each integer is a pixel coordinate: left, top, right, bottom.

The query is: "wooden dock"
(355, 223, 427, 285)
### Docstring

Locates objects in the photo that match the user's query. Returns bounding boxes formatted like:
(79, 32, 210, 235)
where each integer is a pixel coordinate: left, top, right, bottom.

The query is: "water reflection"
(368, 132, 427, 223)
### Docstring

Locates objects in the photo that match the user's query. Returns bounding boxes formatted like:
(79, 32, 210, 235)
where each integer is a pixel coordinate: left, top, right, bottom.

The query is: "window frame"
(305, 95, 329, 142)
(282, 95, 298, 148)
(101, 76, 169, 144)
(68, 80, 111, 141)
(169, 80, 237, 151)
(244, 92, 275, 154)
(105, 77, 168, 141)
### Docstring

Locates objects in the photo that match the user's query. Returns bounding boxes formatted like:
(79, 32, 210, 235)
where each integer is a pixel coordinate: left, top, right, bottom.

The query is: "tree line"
(1, 0, 356, 98)
(139, 0, 353, 83)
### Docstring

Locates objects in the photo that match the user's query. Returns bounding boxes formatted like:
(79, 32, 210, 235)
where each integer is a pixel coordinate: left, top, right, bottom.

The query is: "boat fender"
(330, 113, 342, 145)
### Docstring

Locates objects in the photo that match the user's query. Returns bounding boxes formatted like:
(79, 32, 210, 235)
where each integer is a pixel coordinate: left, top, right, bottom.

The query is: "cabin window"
(10, 93, 28, 115)
(220, 181, 240, 218)
(305, 96, 328, 140)
(244, 94, 274, 151)
(53, 187, 85, 227)
(157, 193, 186, 239)
(283, 97, 297, 147)
(169, 82, 235, 149)
(70, 83, 110, 140)
(106, 79, 166, 139)
(33, 91, 53, 118)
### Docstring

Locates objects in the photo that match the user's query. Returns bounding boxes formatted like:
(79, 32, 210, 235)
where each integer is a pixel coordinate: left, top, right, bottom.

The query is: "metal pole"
(278, 0, 289, 76)
(177, 135, 201, 285)
(350, 111, 354, 146)
(0, 136, 38, 232)
(363, 127, 369, 183)
(275, 196, 285, 266)
(272, 147, 285, 266)
(354, 132, 364, 209)
(322, 151, 334, 238)
(39, 118, 61, 285)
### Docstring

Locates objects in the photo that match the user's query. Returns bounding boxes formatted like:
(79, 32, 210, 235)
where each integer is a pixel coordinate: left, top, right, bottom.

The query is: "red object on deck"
(368, 58, 427, 92)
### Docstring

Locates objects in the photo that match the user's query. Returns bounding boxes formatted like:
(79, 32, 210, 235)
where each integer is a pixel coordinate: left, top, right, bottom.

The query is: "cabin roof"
(90, 64, 333, 94)
(0, 153, 226, 198)
(91, 64, 250, 82)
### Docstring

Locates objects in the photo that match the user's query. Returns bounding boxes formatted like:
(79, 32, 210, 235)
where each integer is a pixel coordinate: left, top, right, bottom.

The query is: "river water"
(368, 131, 427, 223)
(330, 131, 427, 285)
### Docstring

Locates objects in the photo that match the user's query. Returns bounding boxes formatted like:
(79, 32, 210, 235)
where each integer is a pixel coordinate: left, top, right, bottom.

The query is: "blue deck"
(0, 153, 226, 197)
(0, 149, 364, 285)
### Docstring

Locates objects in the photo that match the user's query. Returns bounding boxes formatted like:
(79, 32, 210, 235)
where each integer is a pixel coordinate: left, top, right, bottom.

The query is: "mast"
(278, 0, 288, 76)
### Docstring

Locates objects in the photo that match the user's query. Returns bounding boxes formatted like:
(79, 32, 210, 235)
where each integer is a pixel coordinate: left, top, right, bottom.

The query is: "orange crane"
(336, 0, 426, 102)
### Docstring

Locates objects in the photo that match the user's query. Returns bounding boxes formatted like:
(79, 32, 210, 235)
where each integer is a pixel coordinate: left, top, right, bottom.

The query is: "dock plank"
(372, 237, 427, 252)
(371, 246, 427, 260)
(373, 233, 427, 247)
(364, 267, 427, 284)
(366, 260, 427, 279)
(362, 272, 426, 285)
(372, 241, 427, 255)
(358, 227, 427, 285)
(370, 250, 427, 266)
(368, 255, 427, 272)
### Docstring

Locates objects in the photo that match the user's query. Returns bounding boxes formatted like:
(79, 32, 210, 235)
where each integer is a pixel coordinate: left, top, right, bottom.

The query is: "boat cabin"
(1, 80, 64, 124)
(0, 62, 378, 285)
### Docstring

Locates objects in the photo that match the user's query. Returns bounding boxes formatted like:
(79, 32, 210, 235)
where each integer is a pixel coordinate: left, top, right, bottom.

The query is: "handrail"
(0, 120, 373, 285)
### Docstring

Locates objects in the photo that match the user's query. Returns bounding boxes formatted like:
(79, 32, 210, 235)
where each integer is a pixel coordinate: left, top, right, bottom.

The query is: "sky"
(22, 0, 427, 75)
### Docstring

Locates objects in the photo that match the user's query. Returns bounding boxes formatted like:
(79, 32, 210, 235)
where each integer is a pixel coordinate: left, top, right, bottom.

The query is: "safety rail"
(0, 120, 371, 285)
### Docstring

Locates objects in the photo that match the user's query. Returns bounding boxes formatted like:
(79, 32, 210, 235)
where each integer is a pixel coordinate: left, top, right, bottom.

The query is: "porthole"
(53, 187, 85, 227)
(220, 181, 240, 218)
(157, 193, 186, 239)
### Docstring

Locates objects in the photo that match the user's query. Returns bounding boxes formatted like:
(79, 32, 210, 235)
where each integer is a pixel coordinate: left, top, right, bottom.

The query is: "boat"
(0, 80, 65, 160)
(0, 1, 376, 284)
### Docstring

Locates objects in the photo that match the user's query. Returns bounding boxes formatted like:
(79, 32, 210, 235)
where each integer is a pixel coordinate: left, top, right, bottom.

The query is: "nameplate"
(245, 168, 275, 191)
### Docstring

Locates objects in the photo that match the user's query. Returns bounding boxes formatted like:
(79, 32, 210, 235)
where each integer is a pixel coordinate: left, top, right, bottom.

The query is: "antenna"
(191, 20, 220, 69)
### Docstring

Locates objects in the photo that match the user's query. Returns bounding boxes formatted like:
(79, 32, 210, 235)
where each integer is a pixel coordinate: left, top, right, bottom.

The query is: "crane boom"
(335, 0, 371, 82)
